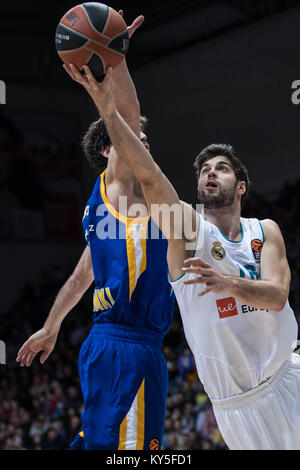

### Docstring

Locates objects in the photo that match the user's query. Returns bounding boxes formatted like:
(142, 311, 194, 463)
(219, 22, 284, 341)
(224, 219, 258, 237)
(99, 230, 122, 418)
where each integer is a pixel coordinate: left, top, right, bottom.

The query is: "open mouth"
(206, 180, 218, 188)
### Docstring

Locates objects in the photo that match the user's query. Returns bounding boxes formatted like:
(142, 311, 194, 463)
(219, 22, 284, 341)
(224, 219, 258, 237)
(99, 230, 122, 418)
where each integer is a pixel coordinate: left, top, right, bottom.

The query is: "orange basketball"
(55, 2, 129, 82)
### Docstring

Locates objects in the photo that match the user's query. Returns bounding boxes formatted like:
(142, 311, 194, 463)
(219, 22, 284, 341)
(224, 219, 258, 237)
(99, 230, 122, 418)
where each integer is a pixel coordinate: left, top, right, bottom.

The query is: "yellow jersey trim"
(100, 170, 150, 224)
(126, 221, 137, 301)
(118, 415, 127, 450)
(136, 378, 145, 450)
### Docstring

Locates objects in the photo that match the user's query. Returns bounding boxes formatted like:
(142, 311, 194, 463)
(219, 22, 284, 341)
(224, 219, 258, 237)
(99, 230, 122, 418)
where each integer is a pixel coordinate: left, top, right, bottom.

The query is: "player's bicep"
(260, 220, 291, 291)
(141, 168, 184, 240)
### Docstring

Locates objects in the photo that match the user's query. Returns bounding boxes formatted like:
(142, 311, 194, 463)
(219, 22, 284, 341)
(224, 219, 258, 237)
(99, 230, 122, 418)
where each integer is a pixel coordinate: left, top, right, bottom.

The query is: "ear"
(101, 146, 111, 159)
(237, 181, 247, 196)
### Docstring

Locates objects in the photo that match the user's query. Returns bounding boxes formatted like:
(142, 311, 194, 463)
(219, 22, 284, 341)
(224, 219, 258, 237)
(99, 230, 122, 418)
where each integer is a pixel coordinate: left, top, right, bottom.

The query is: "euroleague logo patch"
(149, 438, 160, 450)
(251, 239, 263, 261)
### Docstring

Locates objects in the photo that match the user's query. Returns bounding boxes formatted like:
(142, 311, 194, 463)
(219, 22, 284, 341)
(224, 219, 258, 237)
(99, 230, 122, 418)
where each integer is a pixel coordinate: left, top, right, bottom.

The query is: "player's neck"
(106, 157, 139, 185)
(204, 204, 242, 241)
(105, 160, 144, 201)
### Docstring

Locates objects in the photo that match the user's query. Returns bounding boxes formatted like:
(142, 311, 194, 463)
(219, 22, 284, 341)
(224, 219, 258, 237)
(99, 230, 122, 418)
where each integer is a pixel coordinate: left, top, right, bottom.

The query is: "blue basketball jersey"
(82, 170, 175, 335)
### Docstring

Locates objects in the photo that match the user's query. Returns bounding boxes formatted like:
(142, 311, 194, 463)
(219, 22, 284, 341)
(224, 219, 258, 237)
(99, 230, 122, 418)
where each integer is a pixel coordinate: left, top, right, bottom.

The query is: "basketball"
(55, 2, 129, 81)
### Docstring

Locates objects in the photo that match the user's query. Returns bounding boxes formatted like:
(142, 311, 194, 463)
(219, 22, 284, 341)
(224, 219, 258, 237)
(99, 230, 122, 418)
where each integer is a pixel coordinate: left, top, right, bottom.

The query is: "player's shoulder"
(260, 218, 280, 229)
(179, 200, 199, 242)
(260, 219, 283, 241)
(180, 200, 199, 224)
(180, 200, 199, 216)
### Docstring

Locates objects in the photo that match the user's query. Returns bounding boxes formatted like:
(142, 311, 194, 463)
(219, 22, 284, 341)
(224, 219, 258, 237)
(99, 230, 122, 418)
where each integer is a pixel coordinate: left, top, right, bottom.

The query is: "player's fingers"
(25, 352, 37, 367)
(40, 349, 52, 364)
(183, 276, 206, 285)
(19, 353, 30, 367)
(16, 347, 26, 361)
(16, 342, 31, 361)
(99, 67, 113, 89)
(62, 63, 72, 75)
(127, 15, 144, 38)
(69, 64, 88, 85)
(63, 63, 80, 81)
(104, 66, 113, 83)
(83, 65, 99, 88)
(183, 257, 211, 268)
(198, 287, 211, 297)
(182, 266, 212, 276)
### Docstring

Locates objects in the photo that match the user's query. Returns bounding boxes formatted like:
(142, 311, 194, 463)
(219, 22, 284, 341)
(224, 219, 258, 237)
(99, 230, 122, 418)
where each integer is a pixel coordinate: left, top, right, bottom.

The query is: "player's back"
(79, 171, 175, 449)
(82, 170, 175, 335)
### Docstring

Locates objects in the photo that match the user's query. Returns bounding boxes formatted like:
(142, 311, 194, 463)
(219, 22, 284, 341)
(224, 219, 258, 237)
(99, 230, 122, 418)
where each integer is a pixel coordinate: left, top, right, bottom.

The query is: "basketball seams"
(58, 23, 91, 44)
(82, 4, 117, 43)
(57, 23, 124, 57)
(58, 49, 93, 69)
(84, 48, 105, 69)
(61, 10, 119, 44)
(85, 43, 125, 58)
(107, 30, 129, 55)
(56, 5, 128, 75)
(82, 50, 93, 71)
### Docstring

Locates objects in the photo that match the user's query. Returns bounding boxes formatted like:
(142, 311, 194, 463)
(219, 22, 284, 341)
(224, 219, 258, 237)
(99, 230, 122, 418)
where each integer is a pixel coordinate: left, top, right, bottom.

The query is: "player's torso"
(82, 171, 175, 335)
(171, 214, 297, 398)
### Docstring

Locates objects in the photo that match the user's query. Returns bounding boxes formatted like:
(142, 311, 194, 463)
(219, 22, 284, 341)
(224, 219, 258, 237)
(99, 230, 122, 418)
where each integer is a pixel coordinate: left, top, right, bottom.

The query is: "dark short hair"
(82, 116, 148, 173)
(193, 143, 250, 201)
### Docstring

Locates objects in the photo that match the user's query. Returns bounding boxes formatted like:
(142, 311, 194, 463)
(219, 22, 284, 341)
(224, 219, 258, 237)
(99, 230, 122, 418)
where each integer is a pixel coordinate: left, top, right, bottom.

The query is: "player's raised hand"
(118, 10, 144, 38)
(16, 327, 59, 367)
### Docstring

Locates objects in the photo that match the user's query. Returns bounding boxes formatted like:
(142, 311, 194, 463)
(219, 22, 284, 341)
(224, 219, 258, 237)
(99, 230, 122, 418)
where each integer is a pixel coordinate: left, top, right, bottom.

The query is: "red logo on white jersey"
(216, 297, 238, 319)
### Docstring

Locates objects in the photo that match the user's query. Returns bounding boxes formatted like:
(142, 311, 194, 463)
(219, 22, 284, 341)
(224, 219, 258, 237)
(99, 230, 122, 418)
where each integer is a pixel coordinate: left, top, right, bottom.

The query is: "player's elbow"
(67, 271, 91, 296)
(273, 299, 288, 312)
(272, 286, 289, 311)
(272, 301, 286, 312)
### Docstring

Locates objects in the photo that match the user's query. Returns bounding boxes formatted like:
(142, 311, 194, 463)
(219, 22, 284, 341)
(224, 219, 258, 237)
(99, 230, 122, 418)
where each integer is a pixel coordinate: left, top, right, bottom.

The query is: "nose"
(207, 167, 217, 178)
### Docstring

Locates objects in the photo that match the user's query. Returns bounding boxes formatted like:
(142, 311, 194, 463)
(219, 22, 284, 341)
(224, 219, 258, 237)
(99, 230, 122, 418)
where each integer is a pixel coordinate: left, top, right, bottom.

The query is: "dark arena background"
(0, 0, 300, 454)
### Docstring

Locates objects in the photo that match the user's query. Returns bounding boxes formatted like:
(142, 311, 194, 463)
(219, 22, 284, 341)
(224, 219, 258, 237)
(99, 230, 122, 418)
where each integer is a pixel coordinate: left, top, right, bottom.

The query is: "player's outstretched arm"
(80, 67, 185, 233)
(63, 12, 144, 138)
(16, 246, 94, 366)
(64, 66, 198, 279)
(110, 11, 144, 136)
(183, 219, 290, 311)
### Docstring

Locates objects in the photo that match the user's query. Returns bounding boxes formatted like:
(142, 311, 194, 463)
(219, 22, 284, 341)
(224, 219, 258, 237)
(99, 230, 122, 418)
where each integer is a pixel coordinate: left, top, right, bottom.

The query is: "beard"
(198, 183, 238, 209)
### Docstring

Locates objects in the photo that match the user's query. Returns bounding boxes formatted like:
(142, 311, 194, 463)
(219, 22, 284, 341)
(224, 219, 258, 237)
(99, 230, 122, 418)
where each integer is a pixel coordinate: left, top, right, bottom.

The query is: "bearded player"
(75, 64, 300, 450)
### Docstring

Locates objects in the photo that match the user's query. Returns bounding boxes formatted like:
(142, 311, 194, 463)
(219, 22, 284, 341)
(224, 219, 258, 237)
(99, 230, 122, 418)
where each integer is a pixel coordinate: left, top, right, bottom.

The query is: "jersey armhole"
(258, 219, 265, 242)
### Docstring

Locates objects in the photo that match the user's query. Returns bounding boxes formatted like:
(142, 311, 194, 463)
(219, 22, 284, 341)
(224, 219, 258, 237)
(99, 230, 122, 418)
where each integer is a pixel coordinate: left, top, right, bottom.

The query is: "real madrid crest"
(211, 241, 226, 260)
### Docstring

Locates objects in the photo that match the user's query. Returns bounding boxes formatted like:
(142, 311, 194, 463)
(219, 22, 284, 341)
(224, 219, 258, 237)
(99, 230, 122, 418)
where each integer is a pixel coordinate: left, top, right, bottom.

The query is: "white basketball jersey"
(170, 214, 298, 400)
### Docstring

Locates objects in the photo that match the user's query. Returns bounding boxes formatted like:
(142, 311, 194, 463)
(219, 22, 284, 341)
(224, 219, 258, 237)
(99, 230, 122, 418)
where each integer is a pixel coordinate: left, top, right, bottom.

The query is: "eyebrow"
(202, 160, 232, 169)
